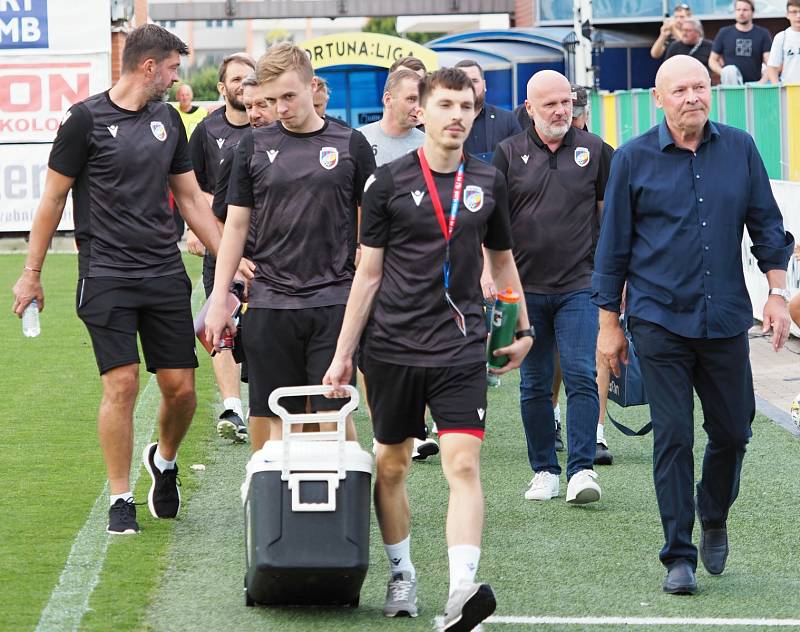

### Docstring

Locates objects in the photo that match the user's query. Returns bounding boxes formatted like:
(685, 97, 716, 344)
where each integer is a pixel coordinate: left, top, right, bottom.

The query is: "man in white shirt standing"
(358, 69, 426, 166)
(767, 0, 800, 84)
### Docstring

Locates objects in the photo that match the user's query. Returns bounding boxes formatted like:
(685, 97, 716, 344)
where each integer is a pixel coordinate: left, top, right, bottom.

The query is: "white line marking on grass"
(434, 615, 800, 628)
(35, 282, 204, 632)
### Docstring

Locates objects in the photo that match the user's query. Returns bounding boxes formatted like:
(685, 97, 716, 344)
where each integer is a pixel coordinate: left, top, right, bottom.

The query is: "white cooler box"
(241, 385, 372, 607)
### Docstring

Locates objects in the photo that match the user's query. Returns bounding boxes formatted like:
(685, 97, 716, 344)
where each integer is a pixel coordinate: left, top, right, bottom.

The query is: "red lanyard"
(418, 148, 465, 243)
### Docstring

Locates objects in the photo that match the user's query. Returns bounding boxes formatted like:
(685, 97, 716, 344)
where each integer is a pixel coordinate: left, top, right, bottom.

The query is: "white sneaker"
(566, 469, 601, 505)
(412, 437, 439, 461)
(524, 471, 560, 500)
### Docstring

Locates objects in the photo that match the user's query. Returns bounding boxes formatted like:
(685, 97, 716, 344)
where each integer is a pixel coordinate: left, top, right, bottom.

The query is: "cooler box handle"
(268, 385, 359, 421)
(287, 472, 340, 512)
(268, 385, 359, 482)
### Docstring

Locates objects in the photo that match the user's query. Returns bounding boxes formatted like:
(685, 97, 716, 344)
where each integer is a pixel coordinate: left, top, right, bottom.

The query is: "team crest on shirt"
(574, 146, 590, 167)
(411, 190, 425, 206)
(319, 147, 339, 170)
(216, 138, 225, 149)
(150, 121, 167, 142)
(463, 185, 484, 212)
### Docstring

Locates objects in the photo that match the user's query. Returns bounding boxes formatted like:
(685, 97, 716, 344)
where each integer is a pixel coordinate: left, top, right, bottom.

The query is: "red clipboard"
(194, 292, 241, 356)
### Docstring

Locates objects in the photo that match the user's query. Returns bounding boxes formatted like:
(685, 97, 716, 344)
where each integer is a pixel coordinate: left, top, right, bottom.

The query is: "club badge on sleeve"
(150, 121, 167, 142)
(463, 185, 484, 213)
(319, 147, 339, 170)
(574, 147, 590, 167)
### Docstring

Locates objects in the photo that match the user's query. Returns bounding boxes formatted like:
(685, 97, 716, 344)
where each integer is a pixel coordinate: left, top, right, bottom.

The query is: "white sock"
(596, 423, 607, 446)
(385, 535, 415, 577)
(109, 491, 133, 506)
(154, 448, 176, 473)
(553, 403, 561, 425)
(448, 545, 481, 595)
(223, 397, 244, 418)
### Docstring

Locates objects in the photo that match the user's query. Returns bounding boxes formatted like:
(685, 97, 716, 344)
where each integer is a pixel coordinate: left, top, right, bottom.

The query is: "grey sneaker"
(443, 582, 496, 632)
(217, 409, 247, 443)
(383, 571, 418, 618)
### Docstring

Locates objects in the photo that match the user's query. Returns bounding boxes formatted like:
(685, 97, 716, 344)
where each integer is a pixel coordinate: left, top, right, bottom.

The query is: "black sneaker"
(107, 498, 139, 535)
(594, 442, 614, 465)
(554, 420, 565, 451)
(217, 409, 247, 443)
(143, 442, 181, 519)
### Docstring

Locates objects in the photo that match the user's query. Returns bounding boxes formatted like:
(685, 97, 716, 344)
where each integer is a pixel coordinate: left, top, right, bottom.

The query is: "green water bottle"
(487, 287, 521, 369)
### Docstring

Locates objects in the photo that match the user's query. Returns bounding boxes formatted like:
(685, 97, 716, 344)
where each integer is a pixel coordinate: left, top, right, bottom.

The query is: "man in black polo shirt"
(324, 68, 532, 631)
(12, 25, 222, 535)
(204, 43, 375, 450)
(186, 52, 255, 444)
(493, 70, 611, 507)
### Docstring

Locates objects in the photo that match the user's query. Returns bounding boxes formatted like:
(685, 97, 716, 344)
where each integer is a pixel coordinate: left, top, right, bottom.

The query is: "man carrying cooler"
(324, 67, 533, 631)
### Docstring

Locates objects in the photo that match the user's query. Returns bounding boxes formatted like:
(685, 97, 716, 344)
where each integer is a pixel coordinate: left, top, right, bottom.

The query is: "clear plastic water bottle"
(22, 299, 40, 338)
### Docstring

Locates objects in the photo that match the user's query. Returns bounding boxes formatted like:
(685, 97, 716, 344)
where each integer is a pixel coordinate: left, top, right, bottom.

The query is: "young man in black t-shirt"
(187, 53, 255, 444)
(710, 0, 772, 83)
(12, 25, 222, 535)
(204, 44, 375, 450)
(324, 68, 532, 631)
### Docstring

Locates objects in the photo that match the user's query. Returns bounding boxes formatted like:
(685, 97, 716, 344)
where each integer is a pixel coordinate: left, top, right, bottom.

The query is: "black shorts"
(362, 358, 487, 444)
(242, 305, 354, 417)
(76, 273, 198, 375)
(202, 252, 215, 298)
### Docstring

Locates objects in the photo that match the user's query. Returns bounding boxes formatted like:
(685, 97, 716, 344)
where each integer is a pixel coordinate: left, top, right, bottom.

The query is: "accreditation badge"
(445, 291, 467, 337)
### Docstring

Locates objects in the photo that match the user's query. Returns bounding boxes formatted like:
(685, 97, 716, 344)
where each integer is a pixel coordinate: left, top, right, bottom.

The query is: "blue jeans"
(519, 289, 598, 480)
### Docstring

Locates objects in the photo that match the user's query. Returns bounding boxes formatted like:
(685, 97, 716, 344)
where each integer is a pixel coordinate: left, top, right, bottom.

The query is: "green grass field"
(4, 252, 800, 632)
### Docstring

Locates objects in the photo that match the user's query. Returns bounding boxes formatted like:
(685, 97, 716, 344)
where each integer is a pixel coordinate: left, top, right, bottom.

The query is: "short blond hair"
(256, 43, 314, 85)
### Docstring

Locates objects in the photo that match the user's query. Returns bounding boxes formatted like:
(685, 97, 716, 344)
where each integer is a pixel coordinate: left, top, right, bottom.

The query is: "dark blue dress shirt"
(592, 120, 793, 339)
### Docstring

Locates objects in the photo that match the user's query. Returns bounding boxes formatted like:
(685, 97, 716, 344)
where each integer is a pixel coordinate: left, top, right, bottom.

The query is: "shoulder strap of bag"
(606, 410, 653, 436)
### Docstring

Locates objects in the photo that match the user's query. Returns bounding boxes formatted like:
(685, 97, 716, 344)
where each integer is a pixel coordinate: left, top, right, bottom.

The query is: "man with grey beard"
(492, 70, 612, 507)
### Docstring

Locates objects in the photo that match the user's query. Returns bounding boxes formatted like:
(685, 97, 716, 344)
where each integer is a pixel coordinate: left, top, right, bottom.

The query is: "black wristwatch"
(515, 327, 535, 340)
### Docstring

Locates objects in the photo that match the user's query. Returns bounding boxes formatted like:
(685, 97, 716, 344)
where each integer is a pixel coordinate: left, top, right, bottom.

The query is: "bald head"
(655, 54, 709, 92)
(526, 70, 571, 102)
(525, 70, 573, 142)
(176, 83, 193, 112)
(653, 55, 711, 142)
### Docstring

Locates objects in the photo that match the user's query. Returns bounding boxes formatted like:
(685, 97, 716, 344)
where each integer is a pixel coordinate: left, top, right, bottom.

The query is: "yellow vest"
(172, 103, 209, 139)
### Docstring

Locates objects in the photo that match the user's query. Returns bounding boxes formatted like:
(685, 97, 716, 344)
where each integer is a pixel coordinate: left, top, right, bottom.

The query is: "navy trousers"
(628, 317, 754, 569)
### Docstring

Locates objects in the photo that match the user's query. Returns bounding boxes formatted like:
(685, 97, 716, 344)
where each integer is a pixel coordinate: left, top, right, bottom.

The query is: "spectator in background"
(455, 59, 522, 163)
(313, 75, 330, 118)
(710, 0, 772, 84)
(665, 18, 714, 74)
(767, 0, 800, 84)
(650, 3, 693, 59)
(172, 83, 208, 139)
(358, 69, 425, 166)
